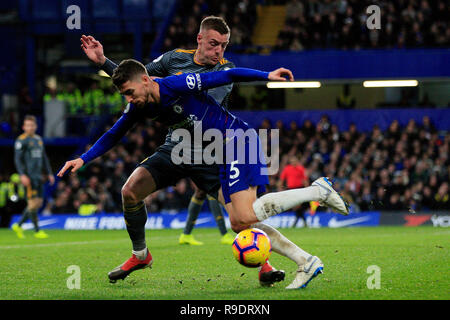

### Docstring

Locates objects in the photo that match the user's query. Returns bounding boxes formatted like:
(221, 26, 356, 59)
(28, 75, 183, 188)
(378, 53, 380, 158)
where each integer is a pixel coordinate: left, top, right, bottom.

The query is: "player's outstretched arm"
(268, 68, 294, 81)
(174, 67, 294, 93)
(80, 35, 119, 76)
(57, 110, 137, 177)
(80, 35, 106, 66)
(57, 158, 84, 177)
(81, 35, 170, 77)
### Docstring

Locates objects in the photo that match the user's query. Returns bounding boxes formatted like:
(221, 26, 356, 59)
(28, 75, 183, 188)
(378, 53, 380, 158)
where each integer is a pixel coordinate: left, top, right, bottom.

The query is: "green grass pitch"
(0, 226, 448, 300)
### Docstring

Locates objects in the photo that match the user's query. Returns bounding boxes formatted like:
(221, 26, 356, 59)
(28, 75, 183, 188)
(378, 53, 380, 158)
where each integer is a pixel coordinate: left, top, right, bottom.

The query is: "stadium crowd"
(15, 113, 446, 216)
(161, 0, 258, 52)
(160, 0, 450, 52)
(275, 0, 450, 50)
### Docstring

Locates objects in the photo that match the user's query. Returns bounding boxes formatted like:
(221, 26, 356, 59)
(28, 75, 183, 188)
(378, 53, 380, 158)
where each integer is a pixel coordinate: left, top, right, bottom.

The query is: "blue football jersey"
(154, 69, 270, 133)
(80, 68, 270, 164)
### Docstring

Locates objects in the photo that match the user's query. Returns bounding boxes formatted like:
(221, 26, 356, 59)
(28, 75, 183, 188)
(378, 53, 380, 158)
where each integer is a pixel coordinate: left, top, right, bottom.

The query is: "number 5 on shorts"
(230, 160, 240, 179)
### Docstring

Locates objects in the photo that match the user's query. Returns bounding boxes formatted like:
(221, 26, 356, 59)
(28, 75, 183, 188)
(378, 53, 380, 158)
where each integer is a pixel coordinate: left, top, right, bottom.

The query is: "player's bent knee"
(230, 222, 250, 233)
(121, 184, 139, 204)
(232, 213, 255, 228)
(229, 214, 248, 233)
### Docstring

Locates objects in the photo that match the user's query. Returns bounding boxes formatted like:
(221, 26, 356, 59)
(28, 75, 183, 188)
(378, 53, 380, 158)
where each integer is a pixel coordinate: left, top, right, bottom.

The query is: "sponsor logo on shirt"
(195, 73, 202, 91)
(186, 74, 196, 89)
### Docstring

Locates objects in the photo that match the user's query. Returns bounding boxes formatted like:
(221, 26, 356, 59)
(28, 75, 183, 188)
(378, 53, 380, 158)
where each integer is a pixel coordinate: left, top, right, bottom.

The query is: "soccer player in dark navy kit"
(58, 60, 349, 289)
(12, 115, 55, 239)
(80, 16, 235, 247)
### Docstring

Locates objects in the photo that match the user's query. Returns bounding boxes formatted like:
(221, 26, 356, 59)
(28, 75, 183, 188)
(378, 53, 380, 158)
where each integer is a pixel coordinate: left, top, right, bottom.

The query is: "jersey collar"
(193, 51, 206, 66)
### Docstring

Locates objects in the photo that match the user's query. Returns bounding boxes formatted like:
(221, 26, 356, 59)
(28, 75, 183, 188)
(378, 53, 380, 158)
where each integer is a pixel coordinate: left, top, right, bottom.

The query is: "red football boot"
(108, 249, 153, 283)
(259, 260, 285, 287)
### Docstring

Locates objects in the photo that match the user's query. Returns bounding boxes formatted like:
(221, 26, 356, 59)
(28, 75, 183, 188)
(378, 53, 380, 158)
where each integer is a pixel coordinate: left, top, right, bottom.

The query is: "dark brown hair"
(112, 59, 147, 89)
(199, 16, 230, 35)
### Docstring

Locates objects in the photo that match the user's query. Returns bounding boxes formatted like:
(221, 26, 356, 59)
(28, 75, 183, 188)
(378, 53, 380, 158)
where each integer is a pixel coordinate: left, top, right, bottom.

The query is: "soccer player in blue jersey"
(80, 16, 235, 247)
(58, 60, 349, 289)
(80, 16, 286, 286)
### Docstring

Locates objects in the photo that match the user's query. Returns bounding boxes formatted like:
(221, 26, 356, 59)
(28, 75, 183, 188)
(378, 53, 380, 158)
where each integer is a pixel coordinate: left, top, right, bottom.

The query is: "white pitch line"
(0, 233, 214, 250)
(0, 239, 130, 250)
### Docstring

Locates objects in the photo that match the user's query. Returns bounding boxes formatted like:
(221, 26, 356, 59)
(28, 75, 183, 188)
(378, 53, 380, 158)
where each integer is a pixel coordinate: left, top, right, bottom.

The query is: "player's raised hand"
(80, 35, 106, 66)
(57, 158, 84, 177)
(268, 68, 294, 81)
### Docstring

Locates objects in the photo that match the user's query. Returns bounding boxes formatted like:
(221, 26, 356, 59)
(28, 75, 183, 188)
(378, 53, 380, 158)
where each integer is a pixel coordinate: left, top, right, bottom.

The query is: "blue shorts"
(219, 128, 269, 204)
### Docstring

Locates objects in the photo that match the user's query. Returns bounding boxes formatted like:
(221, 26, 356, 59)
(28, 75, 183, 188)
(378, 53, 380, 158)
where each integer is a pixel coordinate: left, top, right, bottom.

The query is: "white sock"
(252, 222, 311, 267)
(253, 186, 325, 221)
(132, 248, 148, 260)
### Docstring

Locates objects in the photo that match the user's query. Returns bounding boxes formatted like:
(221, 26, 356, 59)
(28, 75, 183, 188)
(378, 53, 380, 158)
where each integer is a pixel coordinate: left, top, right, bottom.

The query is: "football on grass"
(232, 228, 271, 268)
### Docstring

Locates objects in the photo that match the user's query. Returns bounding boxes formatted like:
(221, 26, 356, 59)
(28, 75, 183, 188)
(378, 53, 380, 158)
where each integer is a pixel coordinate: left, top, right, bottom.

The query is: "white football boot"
(312, 177, 349, 215)
(286, 256, 323, 289)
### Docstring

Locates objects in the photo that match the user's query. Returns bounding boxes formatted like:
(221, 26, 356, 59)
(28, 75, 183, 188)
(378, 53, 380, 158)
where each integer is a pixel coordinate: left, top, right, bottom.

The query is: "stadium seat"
(31, 0, 61, 19)
(92, 0, 120, 18)
(122, 0, 152, 32)
(123, 0, 150, 19)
